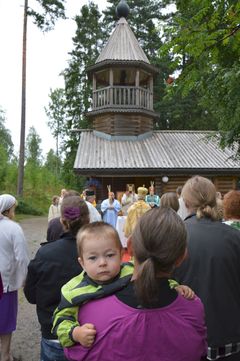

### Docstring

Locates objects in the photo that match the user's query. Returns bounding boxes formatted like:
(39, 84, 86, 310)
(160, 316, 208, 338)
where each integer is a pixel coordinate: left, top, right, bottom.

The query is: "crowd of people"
(1, 177, 240, 361)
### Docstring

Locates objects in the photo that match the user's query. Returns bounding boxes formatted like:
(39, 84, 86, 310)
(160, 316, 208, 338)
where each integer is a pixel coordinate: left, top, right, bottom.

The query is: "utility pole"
(17, 0, 28, 197)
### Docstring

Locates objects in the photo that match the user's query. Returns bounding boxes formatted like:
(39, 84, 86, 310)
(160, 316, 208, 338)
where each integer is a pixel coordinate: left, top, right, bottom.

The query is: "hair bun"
(63, 207, 80, 220)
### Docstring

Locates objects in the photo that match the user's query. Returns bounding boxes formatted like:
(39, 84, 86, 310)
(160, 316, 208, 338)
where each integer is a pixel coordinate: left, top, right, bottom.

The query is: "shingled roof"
(74, 130, 240, 175)
(96, 17, 149, 64)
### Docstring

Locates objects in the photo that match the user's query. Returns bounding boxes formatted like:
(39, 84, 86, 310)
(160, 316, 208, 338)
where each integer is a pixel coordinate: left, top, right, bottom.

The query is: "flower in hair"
(63, 207, 81, 220)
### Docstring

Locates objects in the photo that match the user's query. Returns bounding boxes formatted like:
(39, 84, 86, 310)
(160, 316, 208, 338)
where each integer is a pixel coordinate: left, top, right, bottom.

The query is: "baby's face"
(79, 236, 122, 283)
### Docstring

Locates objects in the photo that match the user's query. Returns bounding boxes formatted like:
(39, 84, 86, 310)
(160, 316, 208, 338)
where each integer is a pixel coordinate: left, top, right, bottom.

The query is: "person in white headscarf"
(0, 194, 29, 361)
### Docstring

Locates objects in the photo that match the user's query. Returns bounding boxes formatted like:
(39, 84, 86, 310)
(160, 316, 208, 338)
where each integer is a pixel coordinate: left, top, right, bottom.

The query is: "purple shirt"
(65, 294, 207, 361)
(0, 274, 3, 298)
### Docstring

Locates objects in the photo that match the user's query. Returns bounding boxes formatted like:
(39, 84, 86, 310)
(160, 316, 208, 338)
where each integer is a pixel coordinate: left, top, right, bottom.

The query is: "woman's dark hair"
(160, 192, 179, 212)
(132, 207, 187, 307)
(52, 195, 59, 205)
(61, 196, 89, 236)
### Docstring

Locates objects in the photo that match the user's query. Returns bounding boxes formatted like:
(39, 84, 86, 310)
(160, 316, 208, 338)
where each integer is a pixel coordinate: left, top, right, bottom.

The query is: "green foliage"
(0, 109, 14, 187)
(0, 108, 14, 158)
(45, 1, 105, 170)
(27, 0, 66, 31)
(3, 161, 18, 194)
(61, 134, 86, 190)
(45, 88, 67, 155)
(160, 0, 240, 154)
(0, 121, 67, 215)
(16, 198, 44, 216)
(45, 148, 62, 176)
(25, 126, 43, 165)
(0, 145, 8, 187)
(63, 2, 103, 126)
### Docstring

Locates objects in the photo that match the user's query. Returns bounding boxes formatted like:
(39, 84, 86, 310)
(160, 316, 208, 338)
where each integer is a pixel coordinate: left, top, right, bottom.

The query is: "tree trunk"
(17, 0, 28, 197)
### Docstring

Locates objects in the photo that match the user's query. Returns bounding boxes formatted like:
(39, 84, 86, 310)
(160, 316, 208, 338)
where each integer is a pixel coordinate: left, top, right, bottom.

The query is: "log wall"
(93, 113, 153, 136)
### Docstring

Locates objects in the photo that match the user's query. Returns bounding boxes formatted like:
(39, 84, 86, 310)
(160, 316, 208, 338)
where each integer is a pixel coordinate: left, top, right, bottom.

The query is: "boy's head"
(77, 222, 123, 284)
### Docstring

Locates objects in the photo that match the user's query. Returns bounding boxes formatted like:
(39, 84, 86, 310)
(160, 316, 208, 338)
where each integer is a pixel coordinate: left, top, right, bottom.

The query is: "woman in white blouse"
(0, 194, 29, 361)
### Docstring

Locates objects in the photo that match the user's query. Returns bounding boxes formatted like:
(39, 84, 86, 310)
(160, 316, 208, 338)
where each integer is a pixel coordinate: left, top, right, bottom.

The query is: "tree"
(25, 126, 43, 166)
(45, 2, 103, 188)
(62, 2, 103, 130)
(17, 0, 66, 197)
(24, 127, 43, 193)
(45, 88, 67, 158)
(0, 108, 14, 189)
(160, 0, 240, 154)
(44, 148, 62, 177)
(27, 0, 66, 31)
(17, 0, 28, 197)
(0, 108, 14, 158)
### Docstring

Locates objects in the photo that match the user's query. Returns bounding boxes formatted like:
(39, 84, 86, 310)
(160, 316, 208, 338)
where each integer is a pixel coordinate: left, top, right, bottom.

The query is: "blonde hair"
(76, 221, 122, 257)
(182, 176, 218, 220)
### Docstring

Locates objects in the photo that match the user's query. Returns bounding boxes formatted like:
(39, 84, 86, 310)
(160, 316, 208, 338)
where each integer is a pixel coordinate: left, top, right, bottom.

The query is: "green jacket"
(224, 220, 240, 231)
(52, 262, 179, 347)
(52, 262, 134, 347)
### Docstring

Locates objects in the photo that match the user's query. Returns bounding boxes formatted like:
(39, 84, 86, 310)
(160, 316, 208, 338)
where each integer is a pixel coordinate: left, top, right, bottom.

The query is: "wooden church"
(74, 0, 240, 201)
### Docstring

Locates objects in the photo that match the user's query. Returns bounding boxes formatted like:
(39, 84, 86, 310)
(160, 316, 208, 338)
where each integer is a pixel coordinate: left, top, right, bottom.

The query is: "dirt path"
(12, 216, 48, 361)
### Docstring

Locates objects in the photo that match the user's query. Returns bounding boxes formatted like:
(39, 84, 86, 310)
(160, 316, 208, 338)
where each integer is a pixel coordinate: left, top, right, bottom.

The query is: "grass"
(15, 213, 47, 222)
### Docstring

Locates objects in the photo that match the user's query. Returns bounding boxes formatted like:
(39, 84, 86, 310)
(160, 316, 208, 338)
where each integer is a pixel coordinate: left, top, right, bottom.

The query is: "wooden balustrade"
(92, 86, 153, 111)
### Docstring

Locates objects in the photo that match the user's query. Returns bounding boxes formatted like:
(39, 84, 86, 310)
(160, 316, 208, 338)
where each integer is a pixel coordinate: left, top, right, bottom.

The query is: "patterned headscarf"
(0, 194, 16, 213)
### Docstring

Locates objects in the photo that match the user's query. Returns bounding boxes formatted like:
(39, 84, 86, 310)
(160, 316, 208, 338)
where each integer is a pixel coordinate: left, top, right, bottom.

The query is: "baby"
(53, 221, 194, 348)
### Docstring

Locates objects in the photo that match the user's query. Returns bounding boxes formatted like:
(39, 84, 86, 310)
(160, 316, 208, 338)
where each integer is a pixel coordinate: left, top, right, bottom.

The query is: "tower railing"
(92, 86, 153, 111)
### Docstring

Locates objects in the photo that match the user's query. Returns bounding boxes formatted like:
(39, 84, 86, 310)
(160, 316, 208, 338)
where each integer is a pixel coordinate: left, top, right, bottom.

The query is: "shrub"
(16, 199, 44, 216)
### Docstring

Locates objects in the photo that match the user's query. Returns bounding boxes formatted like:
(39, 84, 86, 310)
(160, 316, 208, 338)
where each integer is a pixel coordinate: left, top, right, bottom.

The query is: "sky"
(0, 0, 107, 156)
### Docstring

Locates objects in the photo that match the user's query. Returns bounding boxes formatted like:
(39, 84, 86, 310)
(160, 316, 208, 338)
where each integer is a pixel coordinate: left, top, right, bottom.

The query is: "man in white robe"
(101, 192, 121, 228)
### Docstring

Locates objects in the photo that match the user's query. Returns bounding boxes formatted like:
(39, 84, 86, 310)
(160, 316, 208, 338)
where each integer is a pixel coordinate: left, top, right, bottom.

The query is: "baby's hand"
(175, 285, 195, 300)
(72, 323, 97, 348)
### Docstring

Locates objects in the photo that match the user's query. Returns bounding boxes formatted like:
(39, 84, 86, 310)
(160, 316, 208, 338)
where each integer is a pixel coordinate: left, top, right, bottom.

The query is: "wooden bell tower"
(86, 0, 159, 137)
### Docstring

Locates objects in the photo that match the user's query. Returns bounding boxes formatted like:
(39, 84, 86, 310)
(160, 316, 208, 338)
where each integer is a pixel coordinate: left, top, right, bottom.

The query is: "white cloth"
(85, 201, 101, 222)
(0, 216, 29, 292)
(121, 193, 138, 206)
(121, 193, 138, 216)
(48, 204, 61, 222)
(116, 216, 128, 248)
(59, 196, 64, 206)
(177, 197, 189, 220)
(0, 194, 16, 213)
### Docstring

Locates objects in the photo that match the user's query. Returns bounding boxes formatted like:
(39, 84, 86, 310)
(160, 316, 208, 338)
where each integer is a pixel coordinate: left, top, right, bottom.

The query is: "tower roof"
(96, 17, 150, 64)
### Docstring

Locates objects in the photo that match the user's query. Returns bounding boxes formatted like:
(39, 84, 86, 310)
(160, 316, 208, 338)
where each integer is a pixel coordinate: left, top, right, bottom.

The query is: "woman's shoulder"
(0, 217, 23, 232)
(83, 293, 205, 328)
(175, 294, 205, 322)
(37, 234, 76, 260)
